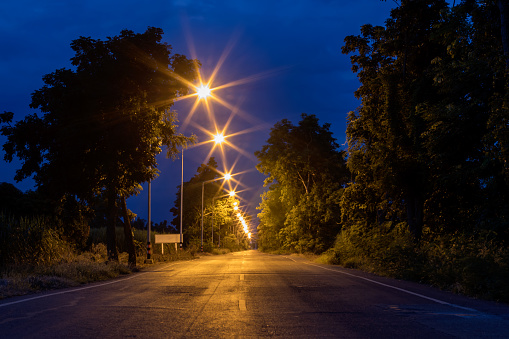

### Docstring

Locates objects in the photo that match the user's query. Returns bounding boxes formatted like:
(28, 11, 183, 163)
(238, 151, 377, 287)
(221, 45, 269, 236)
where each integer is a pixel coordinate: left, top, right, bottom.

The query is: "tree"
(497, 0, 509, 66)
(342, 0, 509, 242)
(211, 197, 237, 247)
(170, 156, 243, 251)
(255, 114, 349, 253)
(1, 27, 198, 264)
(342, 0, 450, 240)
(256, 185, 285, 251)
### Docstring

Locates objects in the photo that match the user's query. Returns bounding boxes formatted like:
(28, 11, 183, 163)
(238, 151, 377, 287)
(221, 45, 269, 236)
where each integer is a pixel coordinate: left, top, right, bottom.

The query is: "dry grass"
(0, 244, 131, 299)
(0, 243, 203, 300)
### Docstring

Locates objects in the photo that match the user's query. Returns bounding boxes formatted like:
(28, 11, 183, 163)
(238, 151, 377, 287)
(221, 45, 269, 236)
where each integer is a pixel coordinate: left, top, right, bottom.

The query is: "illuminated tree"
(256, 114, 349, 253)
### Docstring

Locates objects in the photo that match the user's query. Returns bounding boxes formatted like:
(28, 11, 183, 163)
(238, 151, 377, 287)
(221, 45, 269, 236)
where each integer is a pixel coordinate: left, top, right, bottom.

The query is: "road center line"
(240, 274, 245, 280)
(301, 260, 478, 312)
(239, 299, 247, 311)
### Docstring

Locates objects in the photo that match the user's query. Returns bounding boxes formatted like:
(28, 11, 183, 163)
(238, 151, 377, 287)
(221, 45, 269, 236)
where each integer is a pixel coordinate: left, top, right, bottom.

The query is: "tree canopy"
(1, 27, 198, 262)
(255, 114, 349, 253)
(340, 0, 509, 244)
(170, 157, 243, 250)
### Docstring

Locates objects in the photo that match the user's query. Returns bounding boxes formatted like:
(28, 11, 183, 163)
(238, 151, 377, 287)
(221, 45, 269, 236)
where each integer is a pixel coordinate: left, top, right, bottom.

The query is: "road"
(1, 250, 509, 338)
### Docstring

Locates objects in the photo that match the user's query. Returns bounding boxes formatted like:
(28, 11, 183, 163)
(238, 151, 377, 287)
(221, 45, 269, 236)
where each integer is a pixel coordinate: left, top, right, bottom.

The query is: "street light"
(201, 174, 231, 252)
(214, 133, 225, 144)
(179, 84, 214, 250)
(197, 84, 211, 99)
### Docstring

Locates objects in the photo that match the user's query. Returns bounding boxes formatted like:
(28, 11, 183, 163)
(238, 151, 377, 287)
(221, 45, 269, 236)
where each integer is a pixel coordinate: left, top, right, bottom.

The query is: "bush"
(0, 214, 75, 269)
(88, 226, 149, 255)
(324, 222, 509, 302)
(420, 232, 509, 300)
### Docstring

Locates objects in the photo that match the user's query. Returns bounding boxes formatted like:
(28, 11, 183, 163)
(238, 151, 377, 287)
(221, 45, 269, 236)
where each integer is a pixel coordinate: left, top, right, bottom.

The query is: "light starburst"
(196, 84, 211, 99)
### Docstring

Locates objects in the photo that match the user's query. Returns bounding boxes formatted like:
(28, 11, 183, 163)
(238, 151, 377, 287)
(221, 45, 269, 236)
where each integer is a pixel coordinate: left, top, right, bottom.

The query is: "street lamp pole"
(145, 178, 152, 263)
(179, 83, 212, 251)
(201, 180, 205, 252)
(180, 148, 184, 249)
(180, 133, 224, 252)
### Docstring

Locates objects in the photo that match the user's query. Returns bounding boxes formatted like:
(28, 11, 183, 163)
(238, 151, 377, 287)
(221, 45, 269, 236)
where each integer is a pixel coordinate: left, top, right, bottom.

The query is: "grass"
(0, 213, 242, 300)
(0, 243, 199, 300)
(0, 244, 125, 299)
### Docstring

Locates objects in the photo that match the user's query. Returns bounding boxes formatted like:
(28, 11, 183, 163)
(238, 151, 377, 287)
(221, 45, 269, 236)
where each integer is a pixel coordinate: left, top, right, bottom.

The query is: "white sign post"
(155, 234, 182, 254)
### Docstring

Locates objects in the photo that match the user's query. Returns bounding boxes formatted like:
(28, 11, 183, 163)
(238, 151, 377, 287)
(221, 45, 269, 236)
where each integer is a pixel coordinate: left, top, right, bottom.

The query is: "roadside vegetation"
(256, 1, 509, 303)
(0, 211, 242, 299)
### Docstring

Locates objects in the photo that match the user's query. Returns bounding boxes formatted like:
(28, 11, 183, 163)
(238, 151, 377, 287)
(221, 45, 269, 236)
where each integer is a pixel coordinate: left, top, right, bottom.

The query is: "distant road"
(1, 250, 509, 338)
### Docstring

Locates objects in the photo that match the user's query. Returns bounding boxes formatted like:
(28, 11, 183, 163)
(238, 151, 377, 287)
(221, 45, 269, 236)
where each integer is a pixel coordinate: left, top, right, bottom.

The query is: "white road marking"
(291, 258, 478, 313)
(0, 262, 182, 308)
(240, 274, 245, 281)
(239, 299, 247, 311)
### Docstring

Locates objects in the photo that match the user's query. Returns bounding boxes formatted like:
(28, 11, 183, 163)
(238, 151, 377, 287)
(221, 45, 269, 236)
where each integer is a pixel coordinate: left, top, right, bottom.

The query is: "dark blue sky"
(0, 0, 396, 229)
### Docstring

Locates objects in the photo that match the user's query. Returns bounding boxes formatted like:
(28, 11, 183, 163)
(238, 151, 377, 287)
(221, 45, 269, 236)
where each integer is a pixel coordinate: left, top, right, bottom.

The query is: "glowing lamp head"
(214, 133, 225, 145)
(234, 206, 238, 211)
(197, 84, 211, 99)
(223, 173, 231, 181)
(229, 191, 235, 197)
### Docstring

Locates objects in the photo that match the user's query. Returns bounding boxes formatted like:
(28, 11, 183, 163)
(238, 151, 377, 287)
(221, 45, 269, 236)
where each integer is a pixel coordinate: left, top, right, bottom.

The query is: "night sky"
(0, 0, 396, 229)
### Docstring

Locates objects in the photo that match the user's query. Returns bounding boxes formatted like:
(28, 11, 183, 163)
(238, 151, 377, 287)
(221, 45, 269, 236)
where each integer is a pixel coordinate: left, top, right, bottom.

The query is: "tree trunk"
(498, 0, 509, 68)
(106, 189, 119, 262)
(121, 195, 137, 268)
(405, 190, 424, 241)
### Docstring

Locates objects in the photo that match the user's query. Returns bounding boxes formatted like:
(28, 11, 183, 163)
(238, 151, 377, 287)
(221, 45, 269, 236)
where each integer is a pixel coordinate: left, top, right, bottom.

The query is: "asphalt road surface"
(1, 250, 509, 338)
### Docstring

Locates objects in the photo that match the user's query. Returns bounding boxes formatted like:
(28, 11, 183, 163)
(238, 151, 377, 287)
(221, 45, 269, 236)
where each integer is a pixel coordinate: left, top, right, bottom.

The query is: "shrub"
(325, 222, 509, 302)
(88, 226, 151, 255)
(0, 214, 75, 269)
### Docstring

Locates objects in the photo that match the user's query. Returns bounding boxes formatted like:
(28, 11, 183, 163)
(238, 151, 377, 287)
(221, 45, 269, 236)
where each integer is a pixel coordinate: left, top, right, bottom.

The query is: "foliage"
(256, 0, 509, 301)
(88, 227, 147, 257)
(170, 157, 246, 249)
(0, 182, 91, 249)
(256, 114, 349, 253)
(326, 0, 509, 301)
(326, 227, 509, 302)
(0, 243, 131, 299)
(0, 27, 199, 262)
(0, 213, 75, 269)
(256, 187, 285, 251)
(341, 0, 509, 239)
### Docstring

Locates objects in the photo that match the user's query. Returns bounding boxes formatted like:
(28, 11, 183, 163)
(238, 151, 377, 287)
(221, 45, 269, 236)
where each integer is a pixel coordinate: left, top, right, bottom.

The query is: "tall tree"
(1, 27, 198, 263)
(256, 185, 286, 251)
(343, 0, 509, 242)
(255, 114, 348, 253)
(497, 0, 509, 66)
(342, 0, 449, 240)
